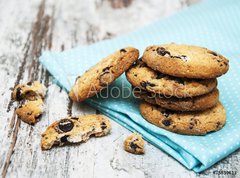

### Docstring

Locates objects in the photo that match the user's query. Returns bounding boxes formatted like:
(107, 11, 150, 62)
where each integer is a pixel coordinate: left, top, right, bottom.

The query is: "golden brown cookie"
(124, 133, 144, 154)
(69, 47, 139, 102)
(16, 99, 44, 125)
(41, 114, 111, 150)
(139, 101, 226, 135)
(12, 81, 46, 101)
(126, 60, 217, 97)
(142, 44, 229, 79)
(133, 87, 219, 111)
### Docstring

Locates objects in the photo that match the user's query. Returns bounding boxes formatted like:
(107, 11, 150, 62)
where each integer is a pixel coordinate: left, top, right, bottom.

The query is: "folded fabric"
(40, 0, 240, 172)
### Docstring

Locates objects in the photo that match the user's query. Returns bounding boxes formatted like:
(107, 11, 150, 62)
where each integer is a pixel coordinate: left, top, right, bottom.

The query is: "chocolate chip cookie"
(126, 60, 217, 97)
(139, 101, 226, 135)
(133, 87, 219, 111)
(124, 133, 144, 154)
(12, 81, 46, 101)
(142, 44, 229, 79)
(41, 114, 111, 150)
(16, 99, 44, 125)
(69, 47, 139, 102)
(12, 81, 46, 125)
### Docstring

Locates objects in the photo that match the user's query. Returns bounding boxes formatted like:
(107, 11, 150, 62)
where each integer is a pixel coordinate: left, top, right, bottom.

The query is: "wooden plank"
(0, 0, 239, 177)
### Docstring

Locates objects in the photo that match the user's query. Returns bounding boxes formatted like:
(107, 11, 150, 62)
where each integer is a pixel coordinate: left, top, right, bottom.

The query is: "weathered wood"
(0, 0, 239, 177)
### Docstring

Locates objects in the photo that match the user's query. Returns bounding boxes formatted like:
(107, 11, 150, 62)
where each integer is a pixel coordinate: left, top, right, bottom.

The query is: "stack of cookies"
(126, 44, 229, 135)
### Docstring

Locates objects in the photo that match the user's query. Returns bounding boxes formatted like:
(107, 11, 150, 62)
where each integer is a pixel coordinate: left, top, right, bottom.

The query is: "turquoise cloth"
(40, 0, 240, 172)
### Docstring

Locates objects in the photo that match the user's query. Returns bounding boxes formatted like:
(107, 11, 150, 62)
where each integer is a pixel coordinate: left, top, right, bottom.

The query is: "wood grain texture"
(0, 0, 239, 177)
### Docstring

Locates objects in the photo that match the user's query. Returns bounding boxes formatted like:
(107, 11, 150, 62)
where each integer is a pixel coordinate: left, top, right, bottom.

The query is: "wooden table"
(1, 0, 239, 177)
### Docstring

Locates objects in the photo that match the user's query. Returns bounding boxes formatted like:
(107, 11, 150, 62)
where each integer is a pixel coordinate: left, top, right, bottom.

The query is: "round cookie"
(139, 101, 226, 135)
(41, 114, 111, 150)
(126, 60, 217, 97)
(16, 98, 44, 125)
(133, 87, 219, 111)
(142, 44, 229, 79)
(69, 47, 139, 102)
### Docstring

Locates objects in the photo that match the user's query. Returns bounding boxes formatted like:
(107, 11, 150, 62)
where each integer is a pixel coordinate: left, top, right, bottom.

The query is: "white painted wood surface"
(0, 0, 239, 177)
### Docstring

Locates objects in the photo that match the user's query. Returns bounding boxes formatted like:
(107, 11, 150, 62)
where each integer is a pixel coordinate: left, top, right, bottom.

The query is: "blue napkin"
(40, 0, 240, 172)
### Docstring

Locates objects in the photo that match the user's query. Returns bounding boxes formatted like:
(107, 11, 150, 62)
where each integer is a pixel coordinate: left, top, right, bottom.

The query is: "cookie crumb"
(124, 133, 144, 154)
(16, 99, 44, 125)
(12, 81, 46, 101)
(12, 81, 46, 125)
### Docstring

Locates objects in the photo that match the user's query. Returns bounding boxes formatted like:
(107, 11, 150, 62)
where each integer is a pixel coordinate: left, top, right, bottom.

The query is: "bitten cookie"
(133, 87, 219, 111)
(16, 99, 44, 125)
(41, 114, 111, 150)
(126, 60, 217, 97)
(124, 133, 144, 154)
(139, 101, 226, 135)
(12, 81, 46, 101)
(69, 47, 139, 102)
(142, 44, 229, 79)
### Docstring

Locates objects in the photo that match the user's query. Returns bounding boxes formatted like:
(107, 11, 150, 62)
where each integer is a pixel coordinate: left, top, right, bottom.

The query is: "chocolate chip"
(100, 66, 113, 80)
(161, 110, 173, 118)
(120, 48, 127, 53)
(27, 112, 33, 115)
(189, 123, 194, 129)
(189, 126, 194, 129)
(102, 66, 112, 72)
(58, 119, 74, 132)
(223, 61, 228, 66)
(16, 87, 23, 101)
(60, 135, 69, 143)
(130, 142, 140, 151)
(209, 51, 218, 56)
(156, 47, 171, 57)
(162, 119, 172, 126)
(147, 82, 154, 87)
(140, 82, 147, 88)
(27, 81, 33, 86)
(140, 81, 156, 88)
(216, 121, 221, 128)
(190, 118, 198, 125)
(101, 122, 107, 130)
(100, 71, 110, 77)
(25, 91, 37, 99)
